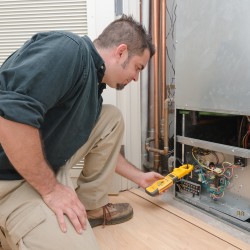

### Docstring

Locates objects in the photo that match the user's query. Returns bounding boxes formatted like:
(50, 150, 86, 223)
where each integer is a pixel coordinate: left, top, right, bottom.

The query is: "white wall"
(87, 0, 117, 106)
(118, 0, 142, 190)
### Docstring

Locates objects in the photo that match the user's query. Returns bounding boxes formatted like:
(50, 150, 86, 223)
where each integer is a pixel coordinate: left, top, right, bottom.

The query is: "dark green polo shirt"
(0, 31, 106, 180)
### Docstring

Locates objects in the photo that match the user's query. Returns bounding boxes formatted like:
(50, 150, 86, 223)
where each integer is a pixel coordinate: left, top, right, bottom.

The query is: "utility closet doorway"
(108, 0, 142, 193)
(113, 0, 177, 192)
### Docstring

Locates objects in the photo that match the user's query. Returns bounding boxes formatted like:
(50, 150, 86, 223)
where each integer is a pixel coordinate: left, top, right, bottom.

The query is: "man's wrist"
(31, 163, 58, 196)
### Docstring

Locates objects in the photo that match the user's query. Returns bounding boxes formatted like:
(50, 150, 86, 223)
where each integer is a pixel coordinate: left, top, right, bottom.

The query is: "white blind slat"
(0, 0, 87, 65)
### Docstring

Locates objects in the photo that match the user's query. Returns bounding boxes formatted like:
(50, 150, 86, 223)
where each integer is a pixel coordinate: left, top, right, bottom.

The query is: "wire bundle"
(191, 147, 240, 200)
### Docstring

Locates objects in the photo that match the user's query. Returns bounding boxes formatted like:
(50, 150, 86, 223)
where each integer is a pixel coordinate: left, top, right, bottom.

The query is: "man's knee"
(101, 105, 124, 131)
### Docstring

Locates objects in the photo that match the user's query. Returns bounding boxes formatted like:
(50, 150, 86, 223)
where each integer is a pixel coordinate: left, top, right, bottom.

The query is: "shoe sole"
(89, 210, 134, 228)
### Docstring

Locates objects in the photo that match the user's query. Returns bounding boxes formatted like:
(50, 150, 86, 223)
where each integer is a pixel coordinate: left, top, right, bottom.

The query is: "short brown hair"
(94, 15, 155, 58)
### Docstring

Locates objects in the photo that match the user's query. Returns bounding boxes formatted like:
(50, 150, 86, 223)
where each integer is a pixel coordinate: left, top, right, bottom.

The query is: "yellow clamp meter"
(145, 164, 194, 196)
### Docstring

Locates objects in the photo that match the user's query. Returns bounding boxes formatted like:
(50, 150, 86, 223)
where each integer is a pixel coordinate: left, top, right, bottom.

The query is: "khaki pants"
(0, 105, 124, 250)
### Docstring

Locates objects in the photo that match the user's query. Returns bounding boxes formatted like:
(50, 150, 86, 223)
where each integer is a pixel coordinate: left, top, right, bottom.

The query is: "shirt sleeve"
(0, 31, 83, 128)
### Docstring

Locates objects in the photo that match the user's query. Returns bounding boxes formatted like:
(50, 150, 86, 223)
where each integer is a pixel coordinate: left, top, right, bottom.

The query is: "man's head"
(94, 15, 155, 90)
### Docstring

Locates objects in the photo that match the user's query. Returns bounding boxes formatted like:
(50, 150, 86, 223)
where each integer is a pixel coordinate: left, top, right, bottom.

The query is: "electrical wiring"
(242, 130, 249, 148)
(214, 151, 225, 163)
(202, 173, 228, 200)
(244, 129, 250, 148)
(176, 157, 184, 165)
(176, 183, 183, 193)
(210, 191, 224, 200)
(220, 161, 240, 179)
(238, 116, 245, 147)
(191, 147, 238, 200)
(192, 147, 219, 172)
(239, 116, 250, 148)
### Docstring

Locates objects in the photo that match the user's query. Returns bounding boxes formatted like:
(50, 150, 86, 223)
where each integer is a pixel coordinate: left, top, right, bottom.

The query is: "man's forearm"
(115, 153, 144, 185)
(0, 117, 57, 196)
(115, 153, 164, 189)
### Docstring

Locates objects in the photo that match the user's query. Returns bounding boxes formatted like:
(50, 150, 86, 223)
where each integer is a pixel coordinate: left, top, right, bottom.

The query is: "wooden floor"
(0, 189, 249, 250)
(93, 189, 250, 250)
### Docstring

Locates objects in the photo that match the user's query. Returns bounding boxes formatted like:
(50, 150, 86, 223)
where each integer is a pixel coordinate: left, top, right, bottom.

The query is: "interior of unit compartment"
(175, 110, 250, 232)
(176, 110, 248, 148)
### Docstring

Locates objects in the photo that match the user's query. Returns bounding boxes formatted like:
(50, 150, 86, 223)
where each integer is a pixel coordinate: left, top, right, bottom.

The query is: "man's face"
(105, 48, 150, 90)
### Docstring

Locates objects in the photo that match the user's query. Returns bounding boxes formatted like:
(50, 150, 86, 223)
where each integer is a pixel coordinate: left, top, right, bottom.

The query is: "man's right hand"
(42, 182, 87, 234)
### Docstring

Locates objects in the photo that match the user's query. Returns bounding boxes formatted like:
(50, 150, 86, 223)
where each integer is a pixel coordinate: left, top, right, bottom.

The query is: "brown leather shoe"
(87, 203, 133, 228)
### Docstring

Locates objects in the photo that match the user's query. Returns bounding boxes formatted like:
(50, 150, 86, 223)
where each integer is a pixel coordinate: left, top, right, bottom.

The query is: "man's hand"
(115, 153, 164, 189)
(137, 172, 164, 189)
(42, 183, 87, 234)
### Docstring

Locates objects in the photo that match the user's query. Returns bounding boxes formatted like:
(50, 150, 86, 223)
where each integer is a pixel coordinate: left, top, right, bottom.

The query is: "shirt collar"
(82, 35, 106, 83)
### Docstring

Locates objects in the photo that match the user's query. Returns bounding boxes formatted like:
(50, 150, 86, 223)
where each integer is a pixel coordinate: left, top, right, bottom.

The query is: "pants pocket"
(5, 201, 46, 246)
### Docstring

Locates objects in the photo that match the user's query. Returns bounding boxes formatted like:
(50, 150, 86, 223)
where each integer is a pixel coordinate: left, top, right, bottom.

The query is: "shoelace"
(102, 203, 113, 227)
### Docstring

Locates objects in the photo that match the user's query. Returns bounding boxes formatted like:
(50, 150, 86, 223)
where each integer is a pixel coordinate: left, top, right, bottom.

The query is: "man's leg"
(67, 105, 133, 227)
(0, 168, 99, 250)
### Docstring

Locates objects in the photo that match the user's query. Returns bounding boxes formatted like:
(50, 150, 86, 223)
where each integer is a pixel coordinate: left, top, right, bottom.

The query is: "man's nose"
(133, 72, 139, 82)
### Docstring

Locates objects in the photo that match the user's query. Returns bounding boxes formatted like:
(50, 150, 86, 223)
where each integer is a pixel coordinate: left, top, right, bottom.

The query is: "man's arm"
(0, 117, 86, 234)
(115, 153, 164, 189)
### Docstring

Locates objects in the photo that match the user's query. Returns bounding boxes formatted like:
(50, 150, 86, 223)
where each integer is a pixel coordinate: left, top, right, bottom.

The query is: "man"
(0, 15, 163, 249)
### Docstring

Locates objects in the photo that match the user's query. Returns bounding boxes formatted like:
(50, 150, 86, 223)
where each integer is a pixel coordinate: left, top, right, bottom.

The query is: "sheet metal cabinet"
(174, 0, 250, 231)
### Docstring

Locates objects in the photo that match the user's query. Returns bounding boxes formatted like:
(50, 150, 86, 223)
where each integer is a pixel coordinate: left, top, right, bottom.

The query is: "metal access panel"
(174, 0, 250, 232)
(175, 0, 250, 115)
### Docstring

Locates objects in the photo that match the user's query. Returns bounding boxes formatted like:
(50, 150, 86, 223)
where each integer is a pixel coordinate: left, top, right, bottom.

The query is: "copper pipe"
(146, 99, 169, 155)
(146, 1, 154, 156)
(163, 98, 169, 153)
(161, 0, 167, 120)
(147, 0, 154, 138)
(149, 0, 154, 139)
(152, 0, 160, 171)
(145, 0, 169, 171)
(160, 1, 169, 157)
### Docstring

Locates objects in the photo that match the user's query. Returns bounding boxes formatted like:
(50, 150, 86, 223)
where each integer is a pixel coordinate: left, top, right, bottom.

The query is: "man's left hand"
(138, 172, 164, 189)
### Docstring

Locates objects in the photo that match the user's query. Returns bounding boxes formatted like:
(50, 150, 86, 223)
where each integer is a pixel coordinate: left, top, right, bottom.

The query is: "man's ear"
(115, 44, 128, 60)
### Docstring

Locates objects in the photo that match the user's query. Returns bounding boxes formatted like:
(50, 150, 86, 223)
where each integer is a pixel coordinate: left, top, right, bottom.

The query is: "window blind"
(0, 0, 87, 65)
